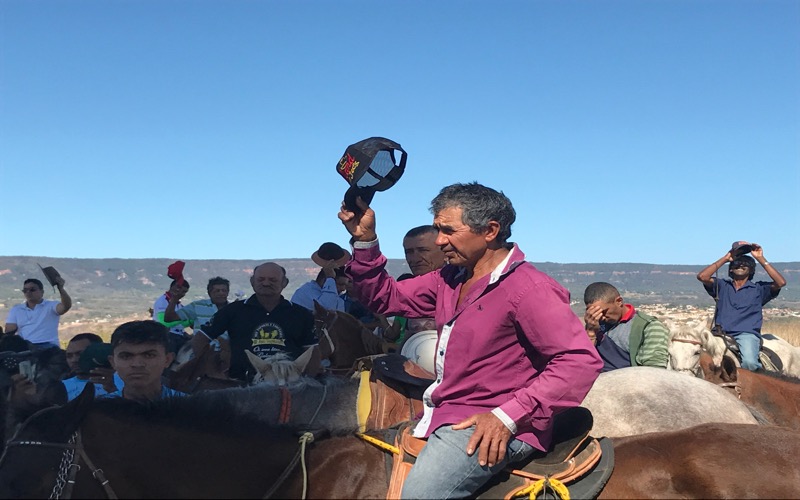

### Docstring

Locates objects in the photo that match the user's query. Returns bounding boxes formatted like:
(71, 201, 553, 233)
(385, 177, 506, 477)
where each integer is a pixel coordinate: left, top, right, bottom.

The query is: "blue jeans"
(733, 331, 762, 371)
(401, 425, 535, 499)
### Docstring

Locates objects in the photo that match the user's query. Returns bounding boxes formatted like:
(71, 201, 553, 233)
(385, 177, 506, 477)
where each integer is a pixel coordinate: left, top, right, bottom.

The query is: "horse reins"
(0, 406, 118, 499)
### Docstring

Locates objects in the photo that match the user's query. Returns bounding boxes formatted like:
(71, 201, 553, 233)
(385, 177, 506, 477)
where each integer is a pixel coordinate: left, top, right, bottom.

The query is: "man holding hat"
(290, 242, 350, 312)
(697, 241, 787, 371)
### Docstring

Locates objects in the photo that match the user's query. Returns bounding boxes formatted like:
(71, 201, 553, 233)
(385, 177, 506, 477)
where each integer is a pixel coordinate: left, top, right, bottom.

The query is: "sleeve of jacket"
(346, 241, 438, 319)
(497, 278, 603, 432)
(636, 319, 670, 368)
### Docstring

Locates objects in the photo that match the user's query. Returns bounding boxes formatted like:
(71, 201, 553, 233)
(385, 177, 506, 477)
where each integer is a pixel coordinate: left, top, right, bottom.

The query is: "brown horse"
(700, 351, 800, 430)
(165, 338, 244, 393)
(2, 385, 799, 499)
(312, 301, 392, 371)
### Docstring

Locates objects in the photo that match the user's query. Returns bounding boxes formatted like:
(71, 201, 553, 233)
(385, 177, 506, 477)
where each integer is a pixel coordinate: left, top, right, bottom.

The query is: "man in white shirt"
(4, 277, 72, 349)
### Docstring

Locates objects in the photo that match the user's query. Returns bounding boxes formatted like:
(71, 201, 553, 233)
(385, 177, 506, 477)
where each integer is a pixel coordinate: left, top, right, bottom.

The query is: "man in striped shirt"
(583, 282, 670, 371)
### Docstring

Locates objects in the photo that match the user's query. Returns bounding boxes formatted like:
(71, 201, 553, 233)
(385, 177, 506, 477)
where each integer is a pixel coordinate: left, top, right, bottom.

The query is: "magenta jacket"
(347, 241, 602, 451)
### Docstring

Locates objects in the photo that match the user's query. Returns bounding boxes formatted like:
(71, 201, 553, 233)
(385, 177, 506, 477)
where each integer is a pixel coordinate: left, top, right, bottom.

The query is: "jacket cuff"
(491, 407, 518, 433)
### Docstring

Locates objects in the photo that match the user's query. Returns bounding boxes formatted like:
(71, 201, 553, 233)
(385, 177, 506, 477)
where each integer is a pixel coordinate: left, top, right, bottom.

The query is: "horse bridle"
(0, 407, 118, 499)
(670, 338, 743, 398)
(313, 313, 337, 356)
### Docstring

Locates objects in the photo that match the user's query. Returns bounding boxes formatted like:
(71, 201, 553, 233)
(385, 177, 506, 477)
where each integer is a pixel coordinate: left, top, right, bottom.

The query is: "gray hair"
(430, 182, 515, 244)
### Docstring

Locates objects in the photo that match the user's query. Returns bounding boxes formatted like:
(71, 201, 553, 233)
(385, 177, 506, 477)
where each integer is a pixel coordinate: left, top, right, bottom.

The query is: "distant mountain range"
(1, 257, 798, 324)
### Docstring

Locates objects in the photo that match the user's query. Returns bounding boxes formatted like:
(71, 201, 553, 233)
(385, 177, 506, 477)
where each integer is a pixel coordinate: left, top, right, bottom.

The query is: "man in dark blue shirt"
(697, 241, 787, 370)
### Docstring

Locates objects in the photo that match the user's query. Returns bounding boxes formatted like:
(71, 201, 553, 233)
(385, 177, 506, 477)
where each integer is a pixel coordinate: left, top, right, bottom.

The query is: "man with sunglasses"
(4, 277, 72, 349)
(697, 241, 787, 371)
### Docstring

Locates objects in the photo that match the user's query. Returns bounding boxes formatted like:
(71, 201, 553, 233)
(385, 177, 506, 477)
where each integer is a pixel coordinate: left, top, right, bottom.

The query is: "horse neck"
(328, 313, 373, 368)
(303, 435, 388, 499)
(78, 408, 307, 498)
(737, 370, 800, 429)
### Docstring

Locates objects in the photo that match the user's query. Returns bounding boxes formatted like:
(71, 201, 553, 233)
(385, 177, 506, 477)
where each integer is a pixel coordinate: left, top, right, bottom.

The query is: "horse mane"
(90, 394, 312, 440)
(748, 367, 800, 384)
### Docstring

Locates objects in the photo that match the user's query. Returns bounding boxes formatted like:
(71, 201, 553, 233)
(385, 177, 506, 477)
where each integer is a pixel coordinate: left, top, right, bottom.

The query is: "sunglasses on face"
(22, 288, 40, 293)
(730, 261, 752, 270)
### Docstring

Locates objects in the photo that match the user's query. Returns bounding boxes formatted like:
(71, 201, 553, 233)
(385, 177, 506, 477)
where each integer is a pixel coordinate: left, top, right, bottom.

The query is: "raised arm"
(697, 251, 733, 286)
(163, 294, 182, 322)
(750, 244, 787, 293)
(54, 276, 72, 315)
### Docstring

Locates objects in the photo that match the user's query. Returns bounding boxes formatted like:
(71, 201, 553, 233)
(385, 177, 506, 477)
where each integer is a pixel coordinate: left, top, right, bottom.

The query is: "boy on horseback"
(339, 182, 602, 499)
(697, 241, 787, 371)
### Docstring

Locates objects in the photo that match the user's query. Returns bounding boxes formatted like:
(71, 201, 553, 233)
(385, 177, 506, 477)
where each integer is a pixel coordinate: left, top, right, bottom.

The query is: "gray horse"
(194, 365, 757, 437)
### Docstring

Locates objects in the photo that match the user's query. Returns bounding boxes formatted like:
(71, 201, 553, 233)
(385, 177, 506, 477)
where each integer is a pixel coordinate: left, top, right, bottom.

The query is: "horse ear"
(57, 381, 96, 432)
(313, 300, 324, 315)
(245, 350, 271, 375)
(720, 356, 738, 382)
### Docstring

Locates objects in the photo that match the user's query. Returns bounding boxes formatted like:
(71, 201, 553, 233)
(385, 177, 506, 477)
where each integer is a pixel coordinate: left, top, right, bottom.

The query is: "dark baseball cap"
(336, 137, 407, 212)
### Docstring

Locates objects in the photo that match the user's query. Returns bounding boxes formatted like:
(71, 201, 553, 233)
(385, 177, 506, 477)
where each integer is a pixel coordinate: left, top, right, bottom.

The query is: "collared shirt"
(102, 385, 186, 400)
(199, 295, 316, 381)
(705, 278, 778, 335)
(62, 373, 125, 401)
(346, 240, 602, 451)
(152, 293, 188, 336)
(290, 279, 345, 312)
(5, 300, 61, 344)
(177, 298, 226, 330)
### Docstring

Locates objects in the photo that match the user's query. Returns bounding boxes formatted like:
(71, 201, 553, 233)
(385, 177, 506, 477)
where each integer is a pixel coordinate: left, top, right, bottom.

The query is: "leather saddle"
(384, 407, 612, 500)
(356, 354, 435, 431)
(711, 329, 783, 372)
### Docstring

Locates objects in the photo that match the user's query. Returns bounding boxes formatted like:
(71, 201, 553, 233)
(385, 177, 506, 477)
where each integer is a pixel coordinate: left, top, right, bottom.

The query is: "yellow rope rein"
(355, 432, 400, 455)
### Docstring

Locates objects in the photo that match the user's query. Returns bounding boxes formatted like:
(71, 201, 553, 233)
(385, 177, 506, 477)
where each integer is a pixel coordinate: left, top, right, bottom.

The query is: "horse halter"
(671, 338, 703, 346)
(0, 407, 118, 499)
(313, 313, 336, 356)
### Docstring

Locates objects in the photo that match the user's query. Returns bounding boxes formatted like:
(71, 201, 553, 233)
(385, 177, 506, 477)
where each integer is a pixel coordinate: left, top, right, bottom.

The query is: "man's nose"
(435, 234, 447, 246)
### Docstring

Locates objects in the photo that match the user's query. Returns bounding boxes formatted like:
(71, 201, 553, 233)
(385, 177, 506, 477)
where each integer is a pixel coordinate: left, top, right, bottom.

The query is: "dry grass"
(763, 316, 800, 347)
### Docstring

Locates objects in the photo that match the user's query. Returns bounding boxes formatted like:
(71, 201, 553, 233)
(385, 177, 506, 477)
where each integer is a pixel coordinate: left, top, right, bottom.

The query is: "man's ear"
(108, 354, 116, 370)
(615, 295, 624, 306)
(484, 221, 501, 243)
(282, 277, 289, 290)
(164, 351, 175, 367)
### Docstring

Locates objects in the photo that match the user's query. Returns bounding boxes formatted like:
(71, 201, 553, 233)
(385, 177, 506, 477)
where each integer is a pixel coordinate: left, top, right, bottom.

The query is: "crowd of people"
(1, 181, 788, 499)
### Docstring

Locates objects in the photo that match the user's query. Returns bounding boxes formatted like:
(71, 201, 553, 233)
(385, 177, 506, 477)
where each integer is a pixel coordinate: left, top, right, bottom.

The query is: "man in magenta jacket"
(339, 182, 602, 499)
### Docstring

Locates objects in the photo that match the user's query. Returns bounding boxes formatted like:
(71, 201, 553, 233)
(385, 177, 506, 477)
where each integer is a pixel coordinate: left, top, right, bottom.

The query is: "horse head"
(0, 383, 95, 498)
(312, 301, 391, 370)
(699, 351, 738, 384)
(246, 348, 316, 387)
(667, 319, 713, 377)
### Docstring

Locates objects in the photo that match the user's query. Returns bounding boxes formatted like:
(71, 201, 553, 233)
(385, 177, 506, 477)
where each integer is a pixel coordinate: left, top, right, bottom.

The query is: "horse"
(580, 366, 757, 437)
(151, 363, 761, 439)
(666, 318, 800, 378)
(312, 301, 392, 371)
(699, 352, 800, 430)
(1, 387, 798, 499)
(164, 338, 244, 393)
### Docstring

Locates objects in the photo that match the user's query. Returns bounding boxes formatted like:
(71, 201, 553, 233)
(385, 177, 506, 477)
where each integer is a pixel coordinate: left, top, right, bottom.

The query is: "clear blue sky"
(2, 0, 798, 265)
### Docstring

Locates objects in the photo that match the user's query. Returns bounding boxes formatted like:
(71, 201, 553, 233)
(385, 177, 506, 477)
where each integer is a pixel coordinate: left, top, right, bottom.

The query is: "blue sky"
(1, 0, 798, 265)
